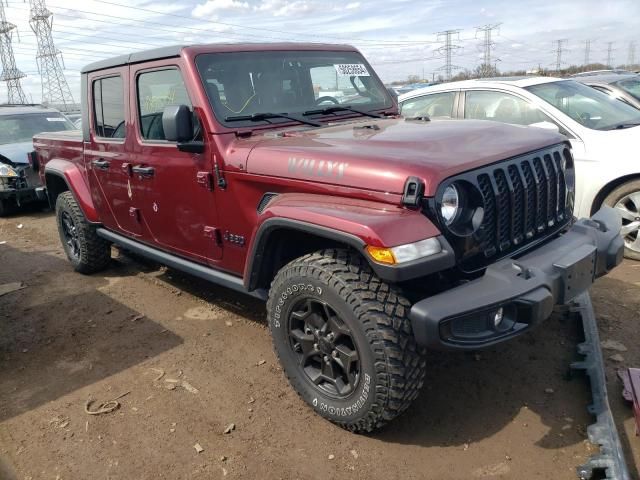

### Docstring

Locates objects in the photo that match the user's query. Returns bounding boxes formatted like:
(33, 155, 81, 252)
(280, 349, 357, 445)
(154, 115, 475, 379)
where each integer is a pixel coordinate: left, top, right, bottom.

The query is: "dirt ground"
(0, 209, 639, 480)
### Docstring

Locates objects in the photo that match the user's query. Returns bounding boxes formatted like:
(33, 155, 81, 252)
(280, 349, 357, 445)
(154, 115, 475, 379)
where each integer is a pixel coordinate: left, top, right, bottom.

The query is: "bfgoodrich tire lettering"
(55, 191, 111, 273)
(267, 249, 426, 432)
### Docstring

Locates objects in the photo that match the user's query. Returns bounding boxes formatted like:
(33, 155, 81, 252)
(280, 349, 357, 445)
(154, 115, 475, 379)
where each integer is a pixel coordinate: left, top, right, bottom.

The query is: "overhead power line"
(85, 0, 442, 46)
(583, 39, 591, 65)
(29, 0, 75, 110)
(434, 29, 462, 80)
(0, 0, 27, 103)
(552, 39, 568, 71)
(476, 23, 501, 67)
(606, 41, 615, 67)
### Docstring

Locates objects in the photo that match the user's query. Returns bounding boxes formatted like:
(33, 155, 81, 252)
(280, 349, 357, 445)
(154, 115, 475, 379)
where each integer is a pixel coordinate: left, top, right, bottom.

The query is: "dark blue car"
(0, 105, 76, 215)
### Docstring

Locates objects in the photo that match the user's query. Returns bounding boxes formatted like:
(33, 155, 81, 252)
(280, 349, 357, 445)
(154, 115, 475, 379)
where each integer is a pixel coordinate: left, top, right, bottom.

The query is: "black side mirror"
(162, 104, 193, 143)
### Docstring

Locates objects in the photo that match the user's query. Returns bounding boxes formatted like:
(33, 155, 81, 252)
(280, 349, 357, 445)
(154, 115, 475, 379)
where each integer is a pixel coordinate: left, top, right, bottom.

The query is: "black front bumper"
(409, 207, 624, 350)
(0, 168, 45, 205)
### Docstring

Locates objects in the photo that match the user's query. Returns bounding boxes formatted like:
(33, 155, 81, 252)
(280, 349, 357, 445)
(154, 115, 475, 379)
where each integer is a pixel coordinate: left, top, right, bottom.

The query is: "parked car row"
(399, 74, 640, 259)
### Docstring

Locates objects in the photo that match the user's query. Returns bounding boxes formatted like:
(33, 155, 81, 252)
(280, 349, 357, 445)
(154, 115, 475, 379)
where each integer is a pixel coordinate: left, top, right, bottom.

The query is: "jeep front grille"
(434, 144, 574, 273)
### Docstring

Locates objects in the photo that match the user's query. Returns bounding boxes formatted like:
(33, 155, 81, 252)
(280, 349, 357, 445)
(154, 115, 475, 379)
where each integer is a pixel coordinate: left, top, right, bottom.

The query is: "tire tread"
(267, 248, 426, 433)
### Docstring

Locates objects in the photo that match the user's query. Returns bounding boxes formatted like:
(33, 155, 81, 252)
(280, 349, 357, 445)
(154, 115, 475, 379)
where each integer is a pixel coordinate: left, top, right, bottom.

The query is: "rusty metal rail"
(570, 292, 631, 480)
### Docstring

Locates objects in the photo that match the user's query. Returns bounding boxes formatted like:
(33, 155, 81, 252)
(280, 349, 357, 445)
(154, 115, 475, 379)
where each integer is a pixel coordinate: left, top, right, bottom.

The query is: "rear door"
(128, 63, 222, 263)
(85, 69, 143, 236)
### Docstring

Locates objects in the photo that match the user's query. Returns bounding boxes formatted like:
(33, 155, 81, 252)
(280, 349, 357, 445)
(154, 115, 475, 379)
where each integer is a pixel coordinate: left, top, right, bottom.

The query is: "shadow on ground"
(0, 244, 183, 423)
(114, 250, 598, 453)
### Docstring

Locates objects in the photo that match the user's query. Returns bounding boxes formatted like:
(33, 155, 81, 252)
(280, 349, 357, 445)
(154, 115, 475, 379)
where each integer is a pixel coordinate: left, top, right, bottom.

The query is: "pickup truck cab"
(34, 43, 624, 432)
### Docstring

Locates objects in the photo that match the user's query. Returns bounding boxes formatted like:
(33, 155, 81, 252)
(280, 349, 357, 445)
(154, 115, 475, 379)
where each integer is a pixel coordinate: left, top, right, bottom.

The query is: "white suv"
(399, 77, 640, 259)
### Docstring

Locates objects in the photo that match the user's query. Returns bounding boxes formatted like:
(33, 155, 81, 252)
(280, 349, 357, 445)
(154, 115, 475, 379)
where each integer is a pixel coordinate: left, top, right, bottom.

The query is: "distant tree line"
(390, 62, 640, 85)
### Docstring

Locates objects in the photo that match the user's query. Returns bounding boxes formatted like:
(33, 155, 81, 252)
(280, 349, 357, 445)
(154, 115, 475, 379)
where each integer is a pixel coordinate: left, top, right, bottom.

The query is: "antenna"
(0, 0, 27, 104)
(29, 0, 75, 111)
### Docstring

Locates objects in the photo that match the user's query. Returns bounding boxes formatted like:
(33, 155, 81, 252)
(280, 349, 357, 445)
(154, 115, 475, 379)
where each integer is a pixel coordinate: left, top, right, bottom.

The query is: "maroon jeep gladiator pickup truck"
(33, 43, 623, 432)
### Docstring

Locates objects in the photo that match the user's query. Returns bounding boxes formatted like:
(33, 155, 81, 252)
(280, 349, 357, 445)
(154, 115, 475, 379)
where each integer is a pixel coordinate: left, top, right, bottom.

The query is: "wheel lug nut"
(331, 350, 338, 358)
(313, 343, 318, 350)
(323, 355, 329, 363)
(327, 333, 334, 341)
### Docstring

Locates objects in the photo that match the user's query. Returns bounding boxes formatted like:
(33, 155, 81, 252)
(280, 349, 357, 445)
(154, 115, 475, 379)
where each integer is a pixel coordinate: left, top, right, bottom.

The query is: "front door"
(128, 65, 222, 263)
(86, 69, 143, 236)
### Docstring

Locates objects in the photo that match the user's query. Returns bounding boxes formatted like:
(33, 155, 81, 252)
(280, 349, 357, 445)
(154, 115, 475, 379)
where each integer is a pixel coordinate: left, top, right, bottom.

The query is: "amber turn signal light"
(365, 246, 396, 265)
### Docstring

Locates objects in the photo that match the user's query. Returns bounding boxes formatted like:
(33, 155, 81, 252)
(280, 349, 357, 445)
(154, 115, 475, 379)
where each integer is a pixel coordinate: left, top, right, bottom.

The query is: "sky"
(0, 0, 638, 103)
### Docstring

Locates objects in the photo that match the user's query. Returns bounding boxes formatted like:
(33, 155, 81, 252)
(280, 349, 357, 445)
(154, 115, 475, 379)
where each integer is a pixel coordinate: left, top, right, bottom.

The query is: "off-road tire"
(55, 191, 111, 273)
(267, 249, 426, 433)
(603, 180, 640, 261)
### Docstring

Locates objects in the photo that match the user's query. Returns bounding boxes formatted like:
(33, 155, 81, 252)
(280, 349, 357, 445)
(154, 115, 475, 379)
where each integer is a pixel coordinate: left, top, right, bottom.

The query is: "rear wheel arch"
(45, 171, 69, 205)
(44, 164, 99, 223)
(590, 173, 640, 215)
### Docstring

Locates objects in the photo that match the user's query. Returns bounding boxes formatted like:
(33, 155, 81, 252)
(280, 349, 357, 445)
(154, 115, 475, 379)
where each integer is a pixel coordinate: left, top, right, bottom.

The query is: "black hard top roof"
(81, 45, 182, 74)
(80, 43, 357, 74)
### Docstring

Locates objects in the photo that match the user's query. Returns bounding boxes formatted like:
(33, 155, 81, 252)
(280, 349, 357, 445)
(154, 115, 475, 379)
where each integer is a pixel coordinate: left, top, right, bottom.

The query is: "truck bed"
(33, 129, 84, 166)
(33, 129, 82, 143)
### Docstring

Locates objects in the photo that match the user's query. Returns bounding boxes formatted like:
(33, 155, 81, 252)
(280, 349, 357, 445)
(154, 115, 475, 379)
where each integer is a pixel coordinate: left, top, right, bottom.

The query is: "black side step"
(571, 292, 631, 480)
(97, 228, 268, 301)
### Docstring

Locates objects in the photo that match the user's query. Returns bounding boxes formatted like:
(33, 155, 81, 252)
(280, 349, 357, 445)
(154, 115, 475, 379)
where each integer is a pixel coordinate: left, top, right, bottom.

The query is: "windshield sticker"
(46, 117, 67, 122)
(334, 64, 370, 77)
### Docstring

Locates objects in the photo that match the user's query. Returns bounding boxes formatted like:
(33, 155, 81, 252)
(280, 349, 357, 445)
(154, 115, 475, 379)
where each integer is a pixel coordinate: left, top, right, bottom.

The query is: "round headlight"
(441, 185, 459, 225)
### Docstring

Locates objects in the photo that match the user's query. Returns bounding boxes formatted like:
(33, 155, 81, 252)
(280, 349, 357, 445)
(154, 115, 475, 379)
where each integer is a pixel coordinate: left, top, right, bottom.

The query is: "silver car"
(573, 73, 640, 110)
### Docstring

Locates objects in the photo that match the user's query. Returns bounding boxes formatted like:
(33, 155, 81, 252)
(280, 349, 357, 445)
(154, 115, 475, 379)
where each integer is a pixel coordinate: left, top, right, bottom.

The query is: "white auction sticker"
(46, 117, 67, 122)
(334, 64, 370, 76)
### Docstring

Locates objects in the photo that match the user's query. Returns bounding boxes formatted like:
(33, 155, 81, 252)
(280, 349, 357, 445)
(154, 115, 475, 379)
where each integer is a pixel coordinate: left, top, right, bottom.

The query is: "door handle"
(92, 159, 110, 170)
(132, 165, 155, 178)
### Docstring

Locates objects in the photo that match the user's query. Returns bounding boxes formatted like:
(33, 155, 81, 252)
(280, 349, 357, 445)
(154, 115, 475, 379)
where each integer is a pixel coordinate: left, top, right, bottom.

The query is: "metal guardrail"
(571, 292, 631, 480)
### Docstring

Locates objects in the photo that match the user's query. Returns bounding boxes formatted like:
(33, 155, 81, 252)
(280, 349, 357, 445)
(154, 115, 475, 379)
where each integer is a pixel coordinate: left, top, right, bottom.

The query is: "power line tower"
(605, 41, 615, 67)
(583, 39, 591, 65)
(0, 0, 27, 104)
(475, 23, 501, 77)
(628, 41, 637, 67)
(434, 29, 462, 81)
(29, 0, 74, 111)
(552, 39, 568, 72)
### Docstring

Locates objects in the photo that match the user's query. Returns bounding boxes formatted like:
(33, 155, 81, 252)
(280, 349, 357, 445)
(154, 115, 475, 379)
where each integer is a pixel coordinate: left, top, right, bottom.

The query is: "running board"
(571, 292, 631, 480)
(96, 228, 268, 301)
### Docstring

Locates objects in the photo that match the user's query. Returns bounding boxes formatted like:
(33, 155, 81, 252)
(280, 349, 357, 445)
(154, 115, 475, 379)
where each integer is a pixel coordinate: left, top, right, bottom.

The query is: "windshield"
(195, 50, 392, 127)
(614, 77, 640, 101)
(0, 112, 76, 144)
(525, 80, 640, 130)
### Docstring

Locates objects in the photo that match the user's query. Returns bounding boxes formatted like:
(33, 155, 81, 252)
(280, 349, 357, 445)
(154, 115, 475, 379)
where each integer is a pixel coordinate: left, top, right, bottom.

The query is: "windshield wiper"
(302, 105, 382, 119)
(609, 122, 640, 130)
(224, 112, 321, 127)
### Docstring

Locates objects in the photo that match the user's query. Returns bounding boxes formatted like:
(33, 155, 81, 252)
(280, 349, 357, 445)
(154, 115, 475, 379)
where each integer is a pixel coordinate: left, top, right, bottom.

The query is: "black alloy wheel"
(288, 298, 360, 398)
(60, 210, 81, 261)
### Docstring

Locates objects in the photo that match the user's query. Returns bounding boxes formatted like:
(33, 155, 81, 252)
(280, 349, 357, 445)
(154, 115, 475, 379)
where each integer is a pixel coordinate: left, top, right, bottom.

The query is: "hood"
(246, 118, 567, 196)
(0, 141, 33, 165)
